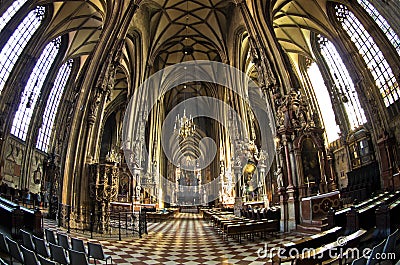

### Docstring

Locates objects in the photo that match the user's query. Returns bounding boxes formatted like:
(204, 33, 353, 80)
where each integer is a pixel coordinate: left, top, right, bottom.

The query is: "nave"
(1, 201, 400, 264)
(39, 213, 307, 265)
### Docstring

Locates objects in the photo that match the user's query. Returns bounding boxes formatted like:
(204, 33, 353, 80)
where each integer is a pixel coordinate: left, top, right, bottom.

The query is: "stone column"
(258, 162, 268, 208)
(377, 134, 397, 189)
(288, 138, 298, 187)
(294, 147, 307, 199)
(279, 187, 288, 232)
(327, 151, 338, 191)
(96, 163, 119, 233)
(318, 150, 328, 193)
(233, 163, 243, 216)
(282, 134, 297, 231)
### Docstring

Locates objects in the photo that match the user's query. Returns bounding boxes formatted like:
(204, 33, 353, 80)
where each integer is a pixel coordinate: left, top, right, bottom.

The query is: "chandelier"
(174, 109, 195, 139)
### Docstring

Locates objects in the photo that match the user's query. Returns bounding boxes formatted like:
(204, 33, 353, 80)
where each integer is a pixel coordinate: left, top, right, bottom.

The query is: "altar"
(110, 202, 132, 212)
(301, 191, 340, 223)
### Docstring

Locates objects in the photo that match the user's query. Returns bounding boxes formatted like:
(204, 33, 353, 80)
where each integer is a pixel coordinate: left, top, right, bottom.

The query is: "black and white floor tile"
(44, 213, 310, 265)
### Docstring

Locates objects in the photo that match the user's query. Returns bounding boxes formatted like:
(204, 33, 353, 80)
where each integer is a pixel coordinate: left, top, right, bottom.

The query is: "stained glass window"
(318, 35, 367, 130)
(0, 0, 27, 33)
(11, 37, 61, 141)
(335, 4, 399, 107)
(0, 6, 45, 94)
(36, 60, 73, 152)
(356, 0, 400, 56)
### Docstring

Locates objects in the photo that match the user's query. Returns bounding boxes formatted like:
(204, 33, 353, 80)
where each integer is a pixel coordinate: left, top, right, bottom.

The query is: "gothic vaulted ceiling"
(142, 0, 234, 70)
(39, 0, 337, 69)
(42, 0, 105, 60)
(270, 0, 336, 61)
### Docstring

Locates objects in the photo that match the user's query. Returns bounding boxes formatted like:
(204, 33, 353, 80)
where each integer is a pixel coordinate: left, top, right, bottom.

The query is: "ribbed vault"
(142, 0, 235, 69)
(271, 0, 336, 60)
(38, 0, 105, 60)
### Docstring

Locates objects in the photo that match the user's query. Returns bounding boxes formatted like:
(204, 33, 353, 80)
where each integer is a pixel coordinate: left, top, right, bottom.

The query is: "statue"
(275, 166, 284, 189)
(276, 106, 286, 130)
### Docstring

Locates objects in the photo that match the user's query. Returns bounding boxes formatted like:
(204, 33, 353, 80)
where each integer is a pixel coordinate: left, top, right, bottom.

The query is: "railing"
(57, 204, 147, 240)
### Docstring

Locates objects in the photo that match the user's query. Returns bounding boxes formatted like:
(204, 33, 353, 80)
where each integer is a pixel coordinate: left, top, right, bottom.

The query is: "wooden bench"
(345, 191, 400, 234)
(389, 197, 400, 226)
(374, 196, 400, 237)
(0, 202, 17, 233)
(221, 219, 256, 238)
(328, 191, 398, 230)
(0, 196, 43, 237)
(225, 219, 279, 243)
(146, 212, 172, 222)
(273, 229, 367, 265)
(179, 205, 199, 213)
(281, 226, 343, 257)
(296, 229, 366, 265)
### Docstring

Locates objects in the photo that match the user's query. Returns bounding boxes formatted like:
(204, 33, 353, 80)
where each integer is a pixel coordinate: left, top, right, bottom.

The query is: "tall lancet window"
(335, 4, 399, 107)
(11, 37, 61, 141)
(307, 63, 340, 143)
(356, 0, 400, 56)
(0, 0, 28, 33)
(0, 6, 45, 94)
(317, 35, 367, 130)
(36, 60, 73, 152)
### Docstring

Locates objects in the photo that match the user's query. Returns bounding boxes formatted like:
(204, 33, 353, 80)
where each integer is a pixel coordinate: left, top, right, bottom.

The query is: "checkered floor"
(44, 213, 310, 265)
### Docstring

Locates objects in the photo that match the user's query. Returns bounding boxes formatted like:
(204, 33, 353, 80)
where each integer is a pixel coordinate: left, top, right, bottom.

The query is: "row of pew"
(272, 191, 400, 264)
(327, 190, 400, 236)
(146, 210, 176, 222)
(0, 228, 112, 264)
(240, 207, 281, 221)
(273, 228, 368, 265)
(273, 225, 399, 264)
(204, 210, 279, 243)
(350, 229, 399, 265)
(0, 196, 43, 237)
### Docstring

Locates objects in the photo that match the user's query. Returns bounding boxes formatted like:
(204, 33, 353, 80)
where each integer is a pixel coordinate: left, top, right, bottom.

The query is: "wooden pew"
(146, 212, 173, 222)
(345, 191, 400, 234)
(389, 197, 400, 226)
(0, 201, 18, 233)
(328, 191, 398, 230)
(295, 229, 367, 265)
(221, 219, 257, 239)
(273, 229, 367, 265)
(374, 196, 400, 237)
(251, 220, 280, 238)
(225, 219, 279, 243)
(281, 226, 343, 257)
(0, 196, 43, 237)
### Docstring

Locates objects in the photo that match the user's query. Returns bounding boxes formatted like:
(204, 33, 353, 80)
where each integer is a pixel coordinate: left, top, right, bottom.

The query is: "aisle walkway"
(45, 213, 307, 264)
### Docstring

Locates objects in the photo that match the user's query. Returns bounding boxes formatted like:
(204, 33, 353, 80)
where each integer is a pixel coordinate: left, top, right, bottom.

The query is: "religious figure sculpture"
(275, 166, 284, 189)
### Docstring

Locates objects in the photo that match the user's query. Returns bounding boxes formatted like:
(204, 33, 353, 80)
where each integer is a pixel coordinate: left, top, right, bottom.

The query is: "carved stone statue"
(275, 166, 284, 189)
(276, 89, 315, 132)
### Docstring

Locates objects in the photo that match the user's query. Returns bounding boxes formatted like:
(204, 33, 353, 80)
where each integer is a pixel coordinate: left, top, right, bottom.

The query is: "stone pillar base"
(234, 197, 243, 217)
(286, 188, 297, 231)
(279, 188, 287, 232)
(263, 195, 269, 208)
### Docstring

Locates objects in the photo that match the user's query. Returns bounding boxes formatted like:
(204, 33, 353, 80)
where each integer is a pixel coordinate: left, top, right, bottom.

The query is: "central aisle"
(45, 213, 306, 264)
(97, 213, 299, 265)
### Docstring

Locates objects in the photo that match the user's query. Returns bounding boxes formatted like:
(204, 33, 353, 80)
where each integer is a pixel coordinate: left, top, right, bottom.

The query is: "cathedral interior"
(0, 0, 400, 264)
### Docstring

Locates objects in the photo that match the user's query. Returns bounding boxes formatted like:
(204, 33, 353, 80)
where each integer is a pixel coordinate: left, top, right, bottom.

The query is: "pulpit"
(301, 191, 340, 223)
